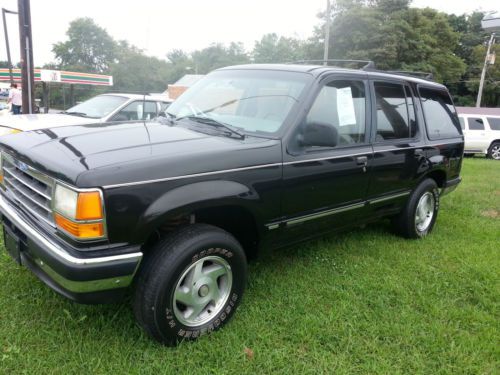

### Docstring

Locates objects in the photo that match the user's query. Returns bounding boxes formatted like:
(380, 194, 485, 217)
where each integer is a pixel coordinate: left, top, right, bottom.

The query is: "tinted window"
(66, 95, 128, 119)
(487, 117, 500, 131)
(305, 80, 366, 146)
(405, 86, 418, 138)
(459, 117, 465, 130)
(468, 118, 485, 130)
(374, 82, 412, 140)
(419, 88, 461, 139)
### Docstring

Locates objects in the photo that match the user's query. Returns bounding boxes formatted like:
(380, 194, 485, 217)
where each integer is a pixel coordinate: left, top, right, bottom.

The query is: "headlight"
(0, 127, 21, 137)
(53, 183, 105, 240)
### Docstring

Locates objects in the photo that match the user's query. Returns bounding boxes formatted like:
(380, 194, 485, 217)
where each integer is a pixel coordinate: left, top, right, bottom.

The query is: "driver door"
(279, 77, 373, 243)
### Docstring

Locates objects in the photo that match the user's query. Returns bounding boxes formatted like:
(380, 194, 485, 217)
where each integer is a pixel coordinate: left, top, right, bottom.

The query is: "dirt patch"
(480, 209, 499, 219)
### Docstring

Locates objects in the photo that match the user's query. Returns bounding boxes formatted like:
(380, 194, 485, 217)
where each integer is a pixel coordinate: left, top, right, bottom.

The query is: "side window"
(459, 117, 465, 130)
(418, 87, 461, 139)
(405, 86, 418, 138)
(113, 101, 157, 121)
(374, 82, 413, 141)
(305, 80, 366, 147)
(468, 118, 485, 130)
(487, 117, 500, 131)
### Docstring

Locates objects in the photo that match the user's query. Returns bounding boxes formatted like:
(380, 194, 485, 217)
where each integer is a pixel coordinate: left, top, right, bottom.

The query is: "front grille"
(2, 154, 55, 227)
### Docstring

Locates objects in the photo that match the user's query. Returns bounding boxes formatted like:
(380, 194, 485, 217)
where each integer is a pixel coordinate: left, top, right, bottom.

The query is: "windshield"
(65, 95, 128, 119)
(167, 70, 311, 134)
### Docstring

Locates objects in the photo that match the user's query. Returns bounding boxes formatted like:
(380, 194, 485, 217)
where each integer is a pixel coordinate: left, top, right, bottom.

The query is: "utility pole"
(2, 8, 18, 85)
(476, 33, 495, 108)
(17, 0, 35, 114)
(323, 0, 332, 65)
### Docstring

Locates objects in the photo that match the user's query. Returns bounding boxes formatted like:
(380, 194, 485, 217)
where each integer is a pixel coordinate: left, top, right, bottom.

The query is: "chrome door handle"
(356, 156, 368, 166)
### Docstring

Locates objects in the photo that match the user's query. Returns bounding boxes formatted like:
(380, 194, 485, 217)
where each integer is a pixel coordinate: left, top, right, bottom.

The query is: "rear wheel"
(391, 179, 440, 238)
(133, 224, 247, 345)
(487, 142, 500, 160)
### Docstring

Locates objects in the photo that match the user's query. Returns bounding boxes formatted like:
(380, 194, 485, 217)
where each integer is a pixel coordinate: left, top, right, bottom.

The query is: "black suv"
(0, 63, 463, 345)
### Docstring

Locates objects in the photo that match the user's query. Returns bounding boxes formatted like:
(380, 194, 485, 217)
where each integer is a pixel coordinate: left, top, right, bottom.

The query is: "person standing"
(8, 83, 22, 115)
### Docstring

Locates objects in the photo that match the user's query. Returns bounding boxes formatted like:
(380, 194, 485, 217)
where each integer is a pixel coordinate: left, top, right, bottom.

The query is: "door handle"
(356, 156, 368, 166)
(415, 148, 424, 157)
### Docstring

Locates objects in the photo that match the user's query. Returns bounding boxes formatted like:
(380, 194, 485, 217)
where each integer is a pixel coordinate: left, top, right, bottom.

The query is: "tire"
(133, 224, 247, 345)
(487, 142, 500, 160)
(391, 179, 440, 239)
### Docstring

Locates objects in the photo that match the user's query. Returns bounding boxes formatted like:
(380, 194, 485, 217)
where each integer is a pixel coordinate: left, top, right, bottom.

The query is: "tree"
(252, 33, 308, 63)
(52, 18, 117, 73)
(312, 1, 466, 82)
(191, 43, 250, 73)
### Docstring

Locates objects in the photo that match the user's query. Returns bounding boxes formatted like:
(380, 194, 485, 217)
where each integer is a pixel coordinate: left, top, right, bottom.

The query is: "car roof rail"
(386, 70, 434, 80)
(290, 59, 376, 70)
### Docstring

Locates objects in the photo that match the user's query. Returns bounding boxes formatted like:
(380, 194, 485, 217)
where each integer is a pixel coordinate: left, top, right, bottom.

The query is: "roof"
(456, 107, 500, 116)
(219, 64, 445, 89)
(172, 74, 205, 87)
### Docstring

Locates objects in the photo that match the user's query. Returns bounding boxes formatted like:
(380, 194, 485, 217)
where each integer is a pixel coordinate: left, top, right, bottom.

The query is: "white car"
(0, 93, 173, 137)
(458, 114, 500, 160)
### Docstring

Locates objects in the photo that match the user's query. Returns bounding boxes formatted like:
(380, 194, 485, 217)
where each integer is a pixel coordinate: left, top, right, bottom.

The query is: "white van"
(458, 114, 500, 160)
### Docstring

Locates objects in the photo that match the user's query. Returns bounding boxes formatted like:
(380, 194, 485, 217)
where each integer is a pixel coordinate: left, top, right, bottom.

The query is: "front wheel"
(133, 224, 247, 345)
(391, 179, 440, 238)
(487, 142, 500, 160)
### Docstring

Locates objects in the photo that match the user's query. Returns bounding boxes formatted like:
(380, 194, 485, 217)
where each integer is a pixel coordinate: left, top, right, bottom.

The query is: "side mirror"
(299, 122, 338, 148)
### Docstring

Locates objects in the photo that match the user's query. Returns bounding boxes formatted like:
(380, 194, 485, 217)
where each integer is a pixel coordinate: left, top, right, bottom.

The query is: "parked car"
(458, 114, 500, 160)
(0, 63, 463, 345)
(0, 93, 173, 137)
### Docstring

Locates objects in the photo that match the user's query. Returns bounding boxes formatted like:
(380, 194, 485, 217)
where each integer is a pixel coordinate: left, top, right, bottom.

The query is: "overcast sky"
(0, 0, 498, 67)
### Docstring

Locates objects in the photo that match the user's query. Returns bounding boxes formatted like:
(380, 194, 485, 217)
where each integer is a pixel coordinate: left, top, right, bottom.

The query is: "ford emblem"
(17, 161, 29, 172)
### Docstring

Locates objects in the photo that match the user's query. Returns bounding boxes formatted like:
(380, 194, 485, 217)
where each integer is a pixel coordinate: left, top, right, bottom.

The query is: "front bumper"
(0, 194, 143, 304)
(441, 176, 461, 196)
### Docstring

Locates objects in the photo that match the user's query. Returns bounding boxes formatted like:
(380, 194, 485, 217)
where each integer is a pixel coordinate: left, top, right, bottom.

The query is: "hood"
(0, 113, 101, 131)
(0, 121, 280, 187)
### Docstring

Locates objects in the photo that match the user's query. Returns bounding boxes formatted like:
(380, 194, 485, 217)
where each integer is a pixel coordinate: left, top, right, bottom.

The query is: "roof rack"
(290, 59, 376, 70)
(386, 71, 434, 80)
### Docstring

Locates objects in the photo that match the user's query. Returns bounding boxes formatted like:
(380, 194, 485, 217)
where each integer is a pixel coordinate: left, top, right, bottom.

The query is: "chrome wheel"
(490, 144, 500, 160)
(173, 255, 232, 327)
(415, 192, 435, 232)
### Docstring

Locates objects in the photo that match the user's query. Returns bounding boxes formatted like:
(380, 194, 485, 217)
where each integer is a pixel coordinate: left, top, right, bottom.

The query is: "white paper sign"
(337, 87, 357, 126)
(40, 69, 61, 82)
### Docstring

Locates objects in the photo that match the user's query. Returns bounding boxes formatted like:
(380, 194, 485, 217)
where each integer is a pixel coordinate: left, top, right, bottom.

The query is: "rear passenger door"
(465, 117, 487, 151)
(367, 80, 422, 203)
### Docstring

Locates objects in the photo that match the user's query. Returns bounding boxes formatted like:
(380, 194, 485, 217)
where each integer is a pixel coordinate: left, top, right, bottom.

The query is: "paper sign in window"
(337, 87, 357, 126)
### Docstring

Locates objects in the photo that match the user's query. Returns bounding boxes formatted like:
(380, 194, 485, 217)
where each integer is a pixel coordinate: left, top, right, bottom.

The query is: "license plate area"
(3, 225, 21, 265)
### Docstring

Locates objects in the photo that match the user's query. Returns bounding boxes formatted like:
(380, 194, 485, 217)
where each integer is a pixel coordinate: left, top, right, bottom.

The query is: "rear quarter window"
(487, 117, 500, 131)
(418, 87, 461, 140)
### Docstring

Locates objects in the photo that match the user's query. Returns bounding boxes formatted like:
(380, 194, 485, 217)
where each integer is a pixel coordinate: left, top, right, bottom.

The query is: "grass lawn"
(0, 158, 498, 374)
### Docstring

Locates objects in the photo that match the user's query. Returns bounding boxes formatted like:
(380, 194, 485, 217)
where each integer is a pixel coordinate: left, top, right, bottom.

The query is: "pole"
(476, 33, 495, 108)
(17, 0, 35, 114)
(2, 9, 18, 85)
(42, 81, 48, 113)
(323, 0, 332, 65)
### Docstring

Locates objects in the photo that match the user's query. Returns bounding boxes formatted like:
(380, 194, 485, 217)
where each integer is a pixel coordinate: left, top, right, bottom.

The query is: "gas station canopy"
(0, 68, 113, 86)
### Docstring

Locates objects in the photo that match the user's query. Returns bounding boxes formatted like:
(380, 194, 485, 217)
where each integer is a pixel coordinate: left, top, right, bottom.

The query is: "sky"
(0, 0, 498, 67)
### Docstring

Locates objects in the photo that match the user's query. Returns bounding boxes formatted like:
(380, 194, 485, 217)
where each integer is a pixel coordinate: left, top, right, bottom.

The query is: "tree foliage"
(52, 18, 117, 73)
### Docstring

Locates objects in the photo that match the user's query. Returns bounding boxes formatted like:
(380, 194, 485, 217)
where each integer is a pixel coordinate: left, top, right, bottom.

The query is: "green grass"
(1, 158, 499, 374)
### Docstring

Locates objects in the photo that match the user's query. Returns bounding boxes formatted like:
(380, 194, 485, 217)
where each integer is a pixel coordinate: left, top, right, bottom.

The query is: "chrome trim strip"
(265, 190, 412, 230)
(102, 163, 283, 189)
(286, 202, 365, 226)
(368, 191, 410, 204)
(282, 152, 369, 166)
(0, 194, 142, 266)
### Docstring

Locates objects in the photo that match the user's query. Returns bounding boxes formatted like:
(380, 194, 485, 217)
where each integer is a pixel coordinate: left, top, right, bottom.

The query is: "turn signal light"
(55, 213, 104, 239)
(76, 191, 103, 220)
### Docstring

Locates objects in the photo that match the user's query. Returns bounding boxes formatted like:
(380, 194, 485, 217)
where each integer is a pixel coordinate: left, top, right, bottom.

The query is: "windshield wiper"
(61, 111, 95, 118)
(178, 115, 245, 139)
